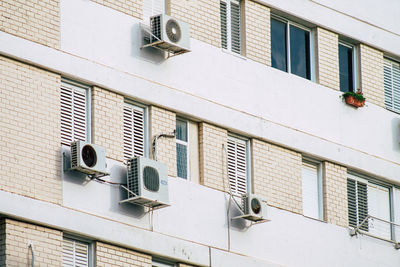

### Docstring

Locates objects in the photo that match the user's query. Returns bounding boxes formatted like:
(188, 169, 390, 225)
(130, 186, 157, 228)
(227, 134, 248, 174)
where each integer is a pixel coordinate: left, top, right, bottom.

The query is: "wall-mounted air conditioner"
(241, 193, 269, 222)
(70, 140, 109, 176)
(143, 13, 190, 56)
(120, 156, 169, 209)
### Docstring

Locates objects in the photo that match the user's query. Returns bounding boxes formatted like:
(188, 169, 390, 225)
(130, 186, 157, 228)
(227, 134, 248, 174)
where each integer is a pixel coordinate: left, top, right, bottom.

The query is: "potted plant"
(342, 89, 366, 108)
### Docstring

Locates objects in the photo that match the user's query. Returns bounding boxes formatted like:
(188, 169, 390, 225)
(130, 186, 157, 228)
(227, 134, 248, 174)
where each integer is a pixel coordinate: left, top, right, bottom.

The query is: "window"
(61, 80, 90, 146)
(152, 259, 175, 267)
(347, 173, 400, 241)
(339, 42, 358, 92)
(220, 0, 241, 54)
(384, 58, 400, 113)
(123, 102, 147, 160)
(301, 160, 323, 220)
(143, 0, 165, 23)
(176, 119, 189, 179)
(227, 135, 249, 196)
(62, 237, 91, 267)
(271, 17, 312, 80)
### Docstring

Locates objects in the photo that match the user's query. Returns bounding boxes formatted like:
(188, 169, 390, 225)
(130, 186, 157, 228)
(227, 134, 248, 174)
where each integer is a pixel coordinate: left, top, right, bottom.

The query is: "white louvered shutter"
(230, 0, 241, 54)
(143, 0, 165, 24)
(227, 136, 247, 196)
(220, 1, 228, 49)
(302, 161, 320, 219)
(220, 0, 241, 54)
(62, 238, 89, 267)
(61, 82, 88, 146)
(347, 178, 368, 231)
(393, 187, 400, 242)
(368, 183, 391, 240)
(123, 103, 145, 160)
(384, 58, 400, 112)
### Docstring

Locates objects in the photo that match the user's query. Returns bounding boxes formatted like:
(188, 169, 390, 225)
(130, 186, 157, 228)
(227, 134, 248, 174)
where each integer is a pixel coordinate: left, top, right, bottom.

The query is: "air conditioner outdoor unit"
(70, 140, 109, 176)
(241, 193, 269, 222)
(120, 156, 169, 209)
(149, 14, 190, 55)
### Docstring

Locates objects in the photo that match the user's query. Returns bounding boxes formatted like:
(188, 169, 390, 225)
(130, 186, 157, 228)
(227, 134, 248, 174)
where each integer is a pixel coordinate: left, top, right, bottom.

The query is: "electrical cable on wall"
(152, 130, 176, 161)
(28, 243, 34, 267)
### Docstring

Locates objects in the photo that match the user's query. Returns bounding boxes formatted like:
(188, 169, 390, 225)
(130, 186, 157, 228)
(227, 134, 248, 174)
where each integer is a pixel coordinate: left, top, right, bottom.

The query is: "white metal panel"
(302, 161, 319, 219)
(123, 103, 145, 160)
(227, 135, 247, 196)
(143, 0, 165, 24)
(368, 184, 391, 239)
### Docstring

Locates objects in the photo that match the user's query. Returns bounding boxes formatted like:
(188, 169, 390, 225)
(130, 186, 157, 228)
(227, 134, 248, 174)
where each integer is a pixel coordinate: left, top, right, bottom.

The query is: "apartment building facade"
(1, 0, 400, 266)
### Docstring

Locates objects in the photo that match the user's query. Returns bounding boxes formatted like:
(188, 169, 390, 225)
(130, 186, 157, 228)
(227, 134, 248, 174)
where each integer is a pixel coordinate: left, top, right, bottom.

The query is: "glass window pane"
(339, 44, 354, 92)
(177, 143, 187, 179)
(289, 25, 310, 79)
(271, 18, 287, 72)
(176, 119, 187, 142)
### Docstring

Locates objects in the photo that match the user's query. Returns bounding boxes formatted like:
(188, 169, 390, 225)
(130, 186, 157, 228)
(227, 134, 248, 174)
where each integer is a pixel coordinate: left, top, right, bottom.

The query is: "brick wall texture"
(252, 139, 302, 214)
(91, 0, 142, 19)
(316, 27, 340, 91)
(199, 123, 228, 192)
(244, 0, 271, 66)
(360, 44, 385, 107)
(323, 162, 348, 227)
(167, 0, 221, 47)
(0, 219, 62, 267)
(0, 0, 59, 48)
(0, 56, 62, 204)
(92, 87, 124, 162)
(96, 242, 151, 267)
(150, 106, 177, 177)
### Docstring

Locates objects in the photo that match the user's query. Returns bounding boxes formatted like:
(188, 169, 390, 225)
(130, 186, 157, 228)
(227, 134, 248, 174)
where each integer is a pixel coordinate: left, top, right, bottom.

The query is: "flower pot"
(344, 95, 365, 108)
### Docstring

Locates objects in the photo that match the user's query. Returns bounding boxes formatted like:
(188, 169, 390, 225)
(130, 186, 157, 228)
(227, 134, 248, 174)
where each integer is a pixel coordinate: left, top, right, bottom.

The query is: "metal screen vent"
(151, 15, 162, 42)
(143, 166, 160, 192)
(71, 142, 78, 168)
(127, 158, 140, 198)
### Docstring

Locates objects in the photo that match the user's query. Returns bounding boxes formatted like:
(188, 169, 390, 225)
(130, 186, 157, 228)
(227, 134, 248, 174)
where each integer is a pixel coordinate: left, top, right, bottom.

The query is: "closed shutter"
(302, 161, 320, 219)
(368, 183, 391, 239)
(143, 0, 165, 24)
(62, 238, 89, 267)
(123, 103, 145, 160)
(347, 178, 368, 231)
(220, 1, 227, 49)
(230, 0, 241, 54)
(227, 136, 247, 196)
(384, 58, 400, 112)
(61, 82, 88, 146)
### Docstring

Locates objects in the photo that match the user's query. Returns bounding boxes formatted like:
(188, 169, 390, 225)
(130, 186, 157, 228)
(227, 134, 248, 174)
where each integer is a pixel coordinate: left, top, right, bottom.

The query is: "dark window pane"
(339, 44, 354, 92)
(176, 119, 187, 141)
(289, 25, 310, 79)
(177, 144, 187, 179)
(271, 18, 287, 72)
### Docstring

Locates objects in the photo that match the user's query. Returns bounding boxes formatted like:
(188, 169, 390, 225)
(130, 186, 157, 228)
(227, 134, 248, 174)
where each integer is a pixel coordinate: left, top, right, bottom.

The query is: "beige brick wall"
(323, 162, 348, 227)
(92, 87, 124, 162)
(252, 139, 302, 214)
(0, 56, 62, 204)
(150, 106, 177, 177)
(167, 0, 221, 47)
(316, 27, 340, 91)
(199, 123, 228, 192)
(91, 0, 142, 19)
(0, 0, 59, 48)
(359, 44, 385, 107)
(96, 242, 151, 267)
(244, 0, 271, 66)
(1, 219, 62, 267)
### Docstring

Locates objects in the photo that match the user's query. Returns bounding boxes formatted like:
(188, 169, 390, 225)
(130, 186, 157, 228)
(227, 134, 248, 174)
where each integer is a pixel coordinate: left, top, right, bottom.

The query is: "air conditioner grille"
(143, 166, 160, 192)
(151, 15, 162, 42)
(71, 142, 78, 169)
(127, 158, 140, 198)
(166, 19, 181, 43)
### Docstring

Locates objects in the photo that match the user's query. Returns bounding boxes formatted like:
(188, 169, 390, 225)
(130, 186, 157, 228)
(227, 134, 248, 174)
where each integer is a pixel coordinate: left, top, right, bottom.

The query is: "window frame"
(176, 118, 190, 180)
(339, 41, 359, 92)
(62, 235, 93, 267)
(226, 134, 251, 196)
(301, 158, 323, 220)
(383, 56, 400, 113)
(123, 100, 149, 160)
(220, 0, 242, 55)
(60, 79, 91, 146)
(271, 15, 315, 81)
(152, 258, 176, 267)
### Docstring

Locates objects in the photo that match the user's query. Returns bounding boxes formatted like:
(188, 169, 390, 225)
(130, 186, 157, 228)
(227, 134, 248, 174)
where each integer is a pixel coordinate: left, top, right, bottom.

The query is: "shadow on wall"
(131, 24, 165, 64)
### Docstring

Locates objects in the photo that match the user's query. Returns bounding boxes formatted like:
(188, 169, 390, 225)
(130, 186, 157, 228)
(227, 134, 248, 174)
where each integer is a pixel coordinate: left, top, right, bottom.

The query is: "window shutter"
(357, 181, 368, 231)
(302, 161, 319, 219)
(62, 238, 89, 267)
(143, 0, 165, 24)
(347, 178, 368, 230)
(230, 1, 241, 54)
(123, 103, 145, 160)
(384, 58, 400, 112)
(227, 136, 247, 196)
(220, 1, 227, 49)
(61, 82, 88, 146)
(347, 179, 357, 228)
(368, 184, 391, 239)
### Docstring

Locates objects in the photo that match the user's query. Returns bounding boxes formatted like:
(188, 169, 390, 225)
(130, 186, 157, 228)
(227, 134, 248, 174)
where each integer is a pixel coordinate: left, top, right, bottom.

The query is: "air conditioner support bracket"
(231, 214, 270, 224)
(119, 186, 170, 210)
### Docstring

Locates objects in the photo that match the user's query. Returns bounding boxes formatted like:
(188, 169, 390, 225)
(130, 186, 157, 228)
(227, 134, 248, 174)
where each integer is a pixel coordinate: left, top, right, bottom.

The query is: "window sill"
(221, 48, 247, 61)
